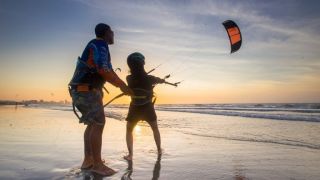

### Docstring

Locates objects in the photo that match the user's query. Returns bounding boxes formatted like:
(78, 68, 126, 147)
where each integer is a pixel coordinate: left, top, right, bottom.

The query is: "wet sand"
(0, 105, 319, 179)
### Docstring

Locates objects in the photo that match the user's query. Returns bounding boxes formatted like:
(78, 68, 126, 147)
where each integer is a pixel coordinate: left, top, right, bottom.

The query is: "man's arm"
(98, 70, 132, 95)
(98, 69, 124, 87)
(90, 43, 132, 95)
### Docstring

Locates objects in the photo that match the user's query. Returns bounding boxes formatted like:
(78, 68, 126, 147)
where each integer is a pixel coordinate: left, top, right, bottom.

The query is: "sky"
(0, 0, 320, 104)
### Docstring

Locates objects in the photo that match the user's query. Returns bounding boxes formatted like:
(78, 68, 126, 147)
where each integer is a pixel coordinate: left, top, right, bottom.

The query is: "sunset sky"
(0, 0, 320, 104)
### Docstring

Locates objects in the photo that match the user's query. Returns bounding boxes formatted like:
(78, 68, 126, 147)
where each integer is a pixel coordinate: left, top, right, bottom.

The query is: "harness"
(69, 57, 106, 89)
(68, 57, 107, 122)
(103, 88, 157, 107)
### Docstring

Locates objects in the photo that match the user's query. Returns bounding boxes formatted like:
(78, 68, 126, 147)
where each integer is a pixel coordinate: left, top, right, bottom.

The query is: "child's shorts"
(126, 103, 157, 123)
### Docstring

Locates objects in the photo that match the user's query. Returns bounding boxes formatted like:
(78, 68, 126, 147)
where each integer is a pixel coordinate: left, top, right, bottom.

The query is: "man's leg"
(90, 122, 116, 176)
(124, 121, 138, 161)
(81, 124, 93, 169)
(148, 120, 162, 155)
(90, 123, 104, 164)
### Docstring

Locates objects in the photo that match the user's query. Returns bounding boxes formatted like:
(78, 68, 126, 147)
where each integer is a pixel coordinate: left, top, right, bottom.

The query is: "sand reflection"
(121, 154, 162, 180)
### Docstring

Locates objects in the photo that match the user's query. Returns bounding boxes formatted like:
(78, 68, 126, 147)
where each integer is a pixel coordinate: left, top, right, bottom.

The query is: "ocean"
(31, 103, 320, 150)
(109, 103, 320, 150)
(38, 103, 320, 122)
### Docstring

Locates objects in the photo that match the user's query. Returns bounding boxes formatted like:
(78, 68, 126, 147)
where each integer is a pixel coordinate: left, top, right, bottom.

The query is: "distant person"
(124, 52, 164, 161)
(68, 23, 132, 176)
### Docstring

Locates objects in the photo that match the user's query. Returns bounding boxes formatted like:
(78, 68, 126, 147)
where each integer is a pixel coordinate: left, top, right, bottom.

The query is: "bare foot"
(123, 155, 132, 161)
(81, 158, 108, 170)
(81, 158, 93, 170)
(91, 163, 117, 176)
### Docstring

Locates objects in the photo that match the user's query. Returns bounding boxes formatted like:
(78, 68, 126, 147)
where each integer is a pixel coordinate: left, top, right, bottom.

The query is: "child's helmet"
(127, 52, 145, 69)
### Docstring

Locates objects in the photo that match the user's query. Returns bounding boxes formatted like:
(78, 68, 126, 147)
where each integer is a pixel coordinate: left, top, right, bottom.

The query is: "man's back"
(69, 39, 112, 89)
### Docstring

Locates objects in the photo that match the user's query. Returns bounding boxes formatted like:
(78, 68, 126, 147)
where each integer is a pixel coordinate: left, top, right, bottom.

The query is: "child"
(124, 52, 164, 161)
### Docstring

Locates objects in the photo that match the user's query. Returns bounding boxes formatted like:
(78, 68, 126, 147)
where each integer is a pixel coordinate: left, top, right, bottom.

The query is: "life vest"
(69, 57, 106, 89)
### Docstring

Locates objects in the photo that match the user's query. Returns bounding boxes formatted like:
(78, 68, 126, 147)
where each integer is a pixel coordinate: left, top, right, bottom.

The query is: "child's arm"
(149, 75, 165, 85)
(126, 75, 131, 85)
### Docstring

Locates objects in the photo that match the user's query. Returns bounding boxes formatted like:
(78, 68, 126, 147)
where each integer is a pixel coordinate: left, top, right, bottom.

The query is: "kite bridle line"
(147, 63, 162, 74)
(103, 19, 241, 107)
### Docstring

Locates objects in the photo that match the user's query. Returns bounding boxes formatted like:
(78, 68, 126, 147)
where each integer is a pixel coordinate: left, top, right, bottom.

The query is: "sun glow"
(134, 124, 142, 135)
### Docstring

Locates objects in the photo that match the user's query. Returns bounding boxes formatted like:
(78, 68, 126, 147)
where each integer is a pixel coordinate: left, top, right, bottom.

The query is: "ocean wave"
(104, 111, 125, 121)
(181, 131, 320, 150)
(155, 108, 320, 122)
(157, 106, 320, 113)
(25, 103, 320, 123)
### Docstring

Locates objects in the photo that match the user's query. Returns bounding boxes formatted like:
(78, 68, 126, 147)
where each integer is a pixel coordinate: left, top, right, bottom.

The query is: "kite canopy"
(222, 20, 242, 53)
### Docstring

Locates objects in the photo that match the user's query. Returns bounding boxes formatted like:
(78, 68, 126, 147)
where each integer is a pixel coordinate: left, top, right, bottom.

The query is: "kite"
(222, 20, 242, 53)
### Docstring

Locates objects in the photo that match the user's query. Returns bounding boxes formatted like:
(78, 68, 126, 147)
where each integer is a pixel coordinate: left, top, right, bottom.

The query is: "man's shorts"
(71, 89, 105, 125)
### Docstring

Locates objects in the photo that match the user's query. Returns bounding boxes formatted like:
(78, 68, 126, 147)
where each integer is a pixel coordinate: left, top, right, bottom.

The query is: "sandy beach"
(0, 105, 320, 179)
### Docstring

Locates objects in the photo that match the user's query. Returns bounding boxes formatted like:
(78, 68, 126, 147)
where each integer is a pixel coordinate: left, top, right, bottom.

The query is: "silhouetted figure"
(124, 52, 164, 161)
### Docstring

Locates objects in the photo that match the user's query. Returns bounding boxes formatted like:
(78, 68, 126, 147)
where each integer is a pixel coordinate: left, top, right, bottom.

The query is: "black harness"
(68, 57, 106, 122)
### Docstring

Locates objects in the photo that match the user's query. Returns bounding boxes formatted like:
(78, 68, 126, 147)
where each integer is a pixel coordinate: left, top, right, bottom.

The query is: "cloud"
(50, 1, 320, 101)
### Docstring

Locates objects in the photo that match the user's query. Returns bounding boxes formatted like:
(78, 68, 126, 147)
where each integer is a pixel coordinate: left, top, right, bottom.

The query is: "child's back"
(127, 73, 162, 106)
(126, 73, 163, 122)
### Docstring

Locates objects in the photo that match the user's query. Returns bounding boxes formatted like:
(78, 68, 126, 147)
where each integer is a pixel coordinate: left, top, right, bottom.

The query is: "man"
(69, 23, 132, 176)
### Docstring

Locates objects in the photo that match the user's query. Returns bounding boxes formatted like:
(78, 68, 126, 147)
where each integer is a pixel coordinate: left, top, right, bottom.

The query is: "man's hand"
(120, 85, 134, 96)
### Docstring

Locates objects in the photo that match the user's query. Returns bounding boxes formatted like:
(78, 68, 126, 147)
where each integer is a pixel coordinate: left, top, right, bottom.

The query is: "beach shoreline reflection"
(121, 154, 162, 180)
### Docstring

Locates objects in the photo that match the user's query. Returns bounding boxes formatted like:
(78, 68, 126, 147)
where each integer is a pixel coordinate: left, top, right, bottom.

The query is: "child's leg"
(125, 121, 138, 160)
(147, 120, 162, 155)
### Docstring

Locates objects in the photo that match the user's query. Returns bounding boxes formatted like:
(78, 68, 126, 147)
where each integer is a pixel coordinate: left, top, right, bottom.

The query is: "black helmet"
(127, 52, 145, 70)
